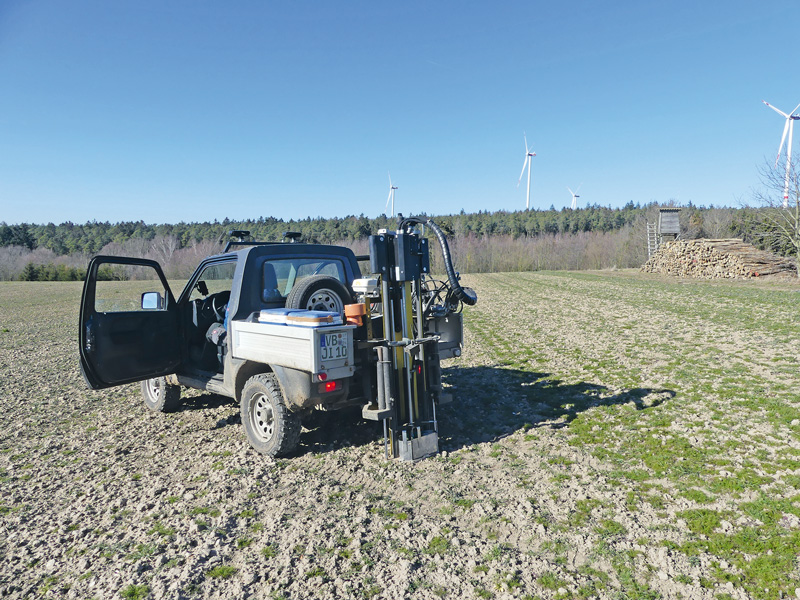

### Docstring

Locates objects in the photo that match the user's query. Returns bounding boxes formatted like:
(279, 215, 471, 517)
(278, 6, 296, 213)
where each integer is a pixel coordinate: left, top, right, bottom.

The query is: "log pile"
(641, 238, 797, 279)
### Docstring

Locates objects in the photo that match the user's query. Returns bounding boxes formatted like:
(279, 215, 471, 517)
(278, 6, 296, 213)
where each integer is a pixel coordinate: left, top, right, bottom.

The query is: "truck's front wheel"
(141, 377, 182, 412)
(241, 373, 301, 457)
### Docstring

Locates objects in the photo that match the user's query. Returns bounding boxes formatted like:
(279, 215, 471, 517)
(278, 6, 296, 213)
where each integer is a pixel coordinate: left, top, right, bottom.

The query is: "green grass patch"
(120, 584, 150, 599)
(206, 565, 237, 579)
(425, 536, 451, 555)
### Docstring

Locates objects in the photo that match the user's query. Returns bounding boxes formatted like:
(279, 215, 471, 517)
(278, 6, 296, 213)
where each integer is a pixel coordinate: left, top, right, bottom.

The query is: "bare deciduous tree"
(0, 246, 29, 280)
(747, 161, 800, 277)
(701, 208, 735, 239)
(150, 234, 181, 267)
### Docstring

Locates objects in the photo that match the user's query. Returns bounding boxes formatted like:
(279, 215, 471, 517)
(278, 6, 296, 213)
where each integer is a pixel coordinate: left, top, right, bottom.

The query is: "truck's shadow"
(179, 393, 235, 412)
(294, 365, 676, 456)
(436, 365, 676, 452)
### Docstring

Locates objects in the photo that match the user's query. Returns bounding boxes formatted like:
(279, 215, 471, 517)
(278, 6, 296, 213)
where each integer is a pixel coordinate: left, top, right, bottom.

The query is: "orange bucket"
(344, 303, 367, 327)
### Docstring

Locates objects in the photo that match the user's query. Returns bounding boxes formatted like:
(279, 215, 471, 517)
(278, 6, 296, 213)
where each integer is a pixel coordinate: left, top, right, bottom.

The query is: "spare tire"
(285, 275, 353, 316)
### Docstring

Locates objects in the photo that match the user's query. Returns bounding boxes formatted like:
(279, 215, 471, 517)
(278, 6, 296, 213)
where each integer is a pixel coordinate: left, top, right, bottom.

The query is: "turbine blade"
(764, 100, 789, 118)
(576, 182, 583, 193)
(777, 119, 790, 167)
(792, 102, 800, 116)
(386, 189, 392, 212)
(523, 132, 528, 153)
(567, 187, 574, 195)
(517, 156, 528, 187)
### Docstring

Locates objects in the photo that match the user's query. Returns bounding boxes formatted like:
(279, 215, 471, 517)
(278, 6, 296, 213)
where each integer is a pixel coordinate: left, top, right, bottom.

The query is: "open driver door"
(79, 256, 182, 390)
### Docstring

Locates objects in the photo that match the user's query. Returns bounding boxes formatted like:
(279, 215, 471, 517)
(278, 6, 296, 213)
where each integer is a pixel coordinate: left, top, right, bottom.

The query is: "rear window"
(262, 258, 346, 302)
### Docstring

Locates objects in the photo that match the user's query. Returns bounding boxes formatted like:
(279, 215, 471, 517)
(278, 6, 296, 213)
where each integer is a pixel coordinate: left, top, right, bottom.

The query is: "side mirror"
(195, 280, 209, 296)
(141, 292, 164, 310)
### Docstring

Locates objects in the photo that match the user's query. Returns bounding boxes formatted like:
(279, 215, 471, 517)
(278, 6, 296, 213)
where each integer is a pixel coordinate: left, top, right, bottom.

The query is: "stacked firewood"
(641, 238, 797, 279)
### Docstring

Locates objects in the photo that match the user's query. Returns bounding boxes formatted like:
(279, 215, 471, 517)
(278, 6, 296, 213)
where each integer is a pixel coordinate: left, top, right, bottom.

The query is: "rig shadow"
(437, 364, 676, 452)
(174, 365, 675, 457)
(295, 406, 380, 456)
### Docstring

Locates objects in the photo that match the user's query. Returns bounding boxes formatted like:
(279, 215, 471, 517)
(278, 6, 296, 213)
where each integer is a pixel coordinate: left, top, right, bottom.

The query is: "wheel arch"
(233, 360, 273, 403)
(233, 359, 323, 413)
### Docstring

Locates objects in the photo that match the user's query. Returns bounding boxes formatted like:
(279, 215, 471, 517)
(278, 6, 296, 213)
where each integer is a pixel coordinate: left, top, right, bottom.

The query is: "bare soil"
(1, 273, 799, 600)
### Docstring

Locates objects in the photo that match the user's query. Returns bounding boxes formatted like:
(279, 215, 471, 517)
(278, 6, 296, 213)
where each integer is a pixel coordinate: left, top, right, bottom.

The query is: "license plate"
(320, 332, 347, 361)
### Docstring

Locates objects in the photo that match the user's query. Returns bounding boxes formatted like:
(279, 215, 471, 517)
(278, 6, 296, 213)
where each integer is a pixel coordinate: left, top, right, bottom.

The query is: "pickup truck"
(79, 222, 474, 459)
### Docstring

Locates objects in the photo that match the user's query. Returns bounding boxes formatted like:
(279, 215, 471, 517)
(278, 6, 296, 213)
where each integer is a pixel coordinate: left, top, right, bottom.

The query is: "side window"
(95, 264, 168, 313)
(189, 261, 237, 302)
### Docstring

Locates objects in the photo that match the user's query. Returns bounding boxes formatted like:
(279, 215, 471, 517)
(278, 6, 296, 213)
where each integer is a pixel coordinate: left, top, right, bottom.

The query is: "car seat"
(262, 262, 282, 302)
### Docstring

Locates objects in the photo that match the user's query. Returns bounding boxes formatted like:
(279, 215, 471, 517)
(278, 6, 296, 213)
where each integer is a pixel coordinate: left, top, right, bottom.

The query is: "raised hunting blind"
(658, 208, 681, 241)
(647, 207, 682, 257)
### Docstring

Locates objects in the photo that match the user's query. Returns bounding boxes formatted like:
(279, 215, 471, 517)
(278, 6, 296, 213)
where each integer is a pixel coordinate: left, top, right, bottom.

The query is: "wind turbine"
(567, 184, 582, 210)
(517, 134, 536, 209)
(763, 100, 800, 208)
(385, 172, 398, 217)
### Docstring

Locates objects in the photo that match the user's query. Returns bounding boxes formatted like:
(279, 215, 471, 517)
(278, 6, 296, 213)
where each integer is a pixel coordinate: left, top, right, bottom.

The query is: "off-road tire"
(141, 377, 182, 412)
(285, 275, 353, 316)
(241, 373, 301, 457)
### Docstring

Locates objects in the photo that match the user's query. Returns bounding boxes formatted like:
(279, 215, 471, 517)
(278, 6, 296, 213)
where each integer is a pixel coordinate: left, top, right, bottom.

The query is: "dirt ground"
(1, 272, 799, 600)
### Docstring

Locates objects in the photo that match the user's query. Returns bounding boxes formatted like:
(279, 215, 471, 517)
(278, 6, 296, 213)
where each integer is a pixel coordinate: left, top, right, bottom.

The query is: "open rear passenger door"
(79, 256, 182, 390)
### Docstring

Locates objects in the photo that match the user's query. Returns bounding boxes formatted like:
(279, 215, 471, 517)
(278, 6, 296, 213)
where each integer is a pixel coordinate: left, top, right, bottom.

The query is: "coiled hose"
(399, 216, 477, 306)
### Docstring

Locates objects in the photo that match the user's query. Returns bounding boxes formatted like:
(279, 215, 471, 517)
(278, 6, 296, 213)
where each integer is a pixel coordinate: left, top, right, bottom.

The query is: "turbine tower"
(568, 184, 582, 210)
(386, 172, 398, 217)
(517, 134, 536, 209)
(763, 100, 800, 208)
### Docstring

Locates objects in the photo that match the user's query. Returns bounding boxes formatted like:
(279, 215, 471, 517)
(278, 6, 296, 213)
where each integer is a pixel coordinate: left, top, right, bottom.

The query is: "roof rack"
(222, 229, 313, 252)
(283, 231, 302, 243)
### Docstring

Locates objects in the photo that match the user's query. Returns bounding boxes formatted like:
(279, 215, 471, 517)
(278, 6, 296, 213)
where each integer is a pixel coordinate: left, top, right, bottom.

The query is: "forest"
(0, 203, 766, 281)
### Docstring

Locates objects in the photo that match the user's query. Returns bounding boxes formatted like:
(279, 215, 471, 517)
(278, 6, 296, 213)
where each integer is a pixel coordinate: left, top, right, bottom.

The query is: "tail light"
(318, 380, 340, 394)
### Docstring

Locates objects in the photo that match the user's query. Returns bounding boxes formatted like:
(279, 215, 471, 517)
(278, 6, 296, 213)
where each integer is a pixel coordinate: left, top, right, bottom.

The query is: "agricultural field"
(1, 271, 799, 600)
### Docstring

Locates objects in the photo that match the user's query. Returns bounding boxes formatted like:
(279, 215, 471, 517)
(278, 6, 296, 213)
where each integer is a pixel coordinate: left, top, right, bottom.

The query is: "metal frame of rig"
(356, 218, 476, 461)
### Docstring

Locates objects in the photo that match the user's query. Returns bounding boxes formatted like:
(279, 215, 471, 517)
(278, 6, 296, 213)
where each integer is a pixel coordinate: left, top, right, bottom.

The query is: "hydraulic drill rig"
(356, 216, 477, 460)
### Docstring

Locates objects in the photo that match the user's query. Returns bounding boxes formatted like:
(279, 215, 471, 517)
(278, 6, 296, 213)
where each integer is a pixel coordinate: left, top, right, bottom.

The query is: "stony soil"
(1, 273, 799, 600)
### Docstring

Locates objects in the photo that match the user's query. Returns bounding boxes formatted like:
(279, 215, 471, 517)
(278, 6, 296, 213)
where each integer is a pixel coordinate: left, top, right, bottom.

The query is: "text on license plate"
(320, 332, 347, 360)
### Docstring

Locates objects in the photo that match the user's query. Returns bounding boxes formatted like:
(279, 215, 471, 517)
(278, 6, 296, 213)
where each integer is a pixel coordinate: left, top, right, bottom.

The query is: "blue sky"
(0, 1, 796, 225)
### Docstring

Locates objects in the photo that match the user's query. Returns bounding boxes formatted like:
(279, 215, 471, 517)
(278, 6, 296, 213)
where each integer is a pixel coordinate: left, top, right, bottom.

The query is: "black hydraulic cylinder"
(381, 350, 393, 411)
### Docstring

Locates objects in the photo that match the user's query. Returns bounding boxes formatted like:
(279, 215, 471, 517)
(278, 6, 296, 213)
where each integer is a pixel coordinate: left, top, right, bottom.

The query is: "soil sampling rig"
(79, 216, 477, 460)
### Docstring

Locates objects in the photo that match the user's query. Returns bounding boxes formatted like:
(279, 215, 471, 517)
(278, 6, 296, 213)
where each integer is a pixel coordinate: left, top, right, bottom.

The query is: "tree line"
(0, 203, 769, 281)
(0, 202, 730, 254)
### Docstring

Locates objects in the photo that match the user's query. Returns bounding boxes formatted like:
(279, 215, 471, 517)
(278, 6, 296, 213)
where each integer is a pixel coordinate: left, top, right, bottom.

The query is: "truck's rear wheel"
(241, 373, 301, 457)
(141, 377, 182, 412)
(286, 275, 352, 316)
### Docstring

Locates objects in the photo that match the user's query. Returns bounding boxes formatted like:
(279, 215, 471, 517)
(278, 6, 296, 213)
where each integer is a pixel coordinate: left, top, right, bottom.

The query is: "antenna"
(516, 133, 536, 209)
(763, 100, 800, 208)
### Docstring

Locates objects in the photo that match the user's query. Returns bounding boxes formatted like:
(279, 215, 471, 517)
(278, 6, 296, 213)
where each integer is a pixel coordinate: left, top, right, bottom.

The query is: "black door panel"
(79, 256, 181, 390)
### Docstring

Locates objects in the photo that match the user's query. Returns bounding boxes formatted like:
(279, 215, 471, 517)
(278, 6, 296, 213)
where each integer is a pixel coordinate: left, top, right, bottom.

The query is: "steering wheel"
(200, 292, 228, 323)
